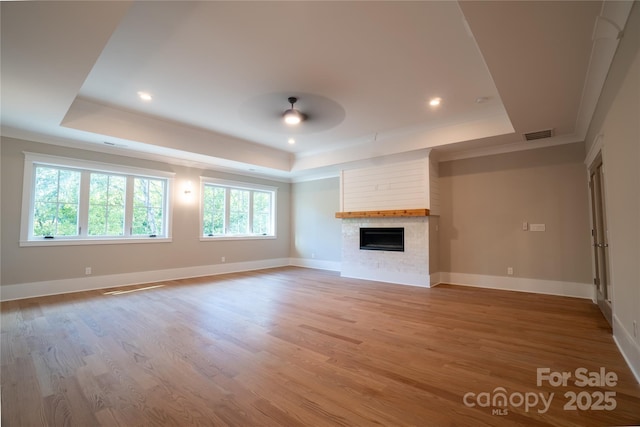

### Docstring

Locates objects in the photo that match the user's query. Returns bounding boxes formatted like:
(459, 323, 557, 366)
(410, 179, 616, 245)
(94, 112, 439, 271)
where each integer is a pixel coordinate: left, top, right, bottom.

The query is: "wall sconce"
(184, 181, 193, 195)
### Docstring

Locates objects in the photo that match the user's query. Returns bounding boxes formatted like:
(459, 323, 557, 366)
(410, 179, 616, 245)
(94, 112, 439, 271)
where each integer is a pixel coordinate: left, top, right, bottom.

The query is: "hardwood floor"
(2, 266, 639, 426)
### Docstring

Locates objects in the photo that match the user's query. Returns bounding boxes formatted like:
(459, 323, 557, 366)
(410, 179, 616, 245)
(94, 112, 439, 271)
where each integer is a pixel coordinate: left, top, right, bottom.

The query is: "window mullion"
(77, 171, 91, 236)
(124, 176, 134, 236)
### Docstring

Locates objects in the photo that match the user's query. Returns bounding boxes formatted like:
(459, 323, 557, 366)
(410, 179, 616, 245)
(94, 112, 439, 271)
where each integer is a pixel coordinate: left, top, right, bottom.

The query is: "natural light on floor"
(103, 284, 165, 295)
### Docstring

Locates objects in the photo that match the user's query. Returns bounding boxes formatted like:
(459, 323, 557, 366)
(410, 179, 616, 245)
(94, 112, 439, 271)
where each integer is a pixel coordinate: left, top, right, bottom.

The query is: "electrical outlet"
(507, 267, 514, 275)
(522, 221, 528, 231)
(221, 256, 226, 263)
(85, 267, 92, 275)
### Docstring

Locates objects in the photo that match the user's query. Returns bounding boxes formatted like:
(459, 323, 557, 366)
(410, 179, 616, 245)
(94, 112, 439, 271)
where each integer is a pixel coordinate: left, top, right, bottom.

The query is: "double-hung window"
(21, 153, 173, 246)
(201, 178, 276, 239)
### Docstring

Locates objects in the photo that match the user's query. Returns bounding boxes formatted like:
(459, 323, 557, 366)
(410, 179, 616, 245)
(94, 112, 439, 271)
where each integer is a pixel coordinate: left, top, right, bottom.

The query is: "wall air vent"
(523, 129, 554, 141)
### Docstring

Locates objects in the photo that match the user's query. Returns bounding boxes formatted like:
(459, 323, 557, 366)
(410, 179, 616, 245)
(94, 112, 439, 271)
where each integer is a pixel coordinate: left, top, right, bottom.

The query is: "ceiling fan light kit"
(283, 96, 306, 125)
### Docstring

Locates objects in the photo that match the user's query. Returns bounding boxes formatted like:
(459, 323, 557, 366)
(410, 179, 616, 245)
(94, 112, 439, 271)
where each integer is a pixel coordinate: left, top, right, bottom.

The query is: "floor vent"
(523, 129, 554, 141)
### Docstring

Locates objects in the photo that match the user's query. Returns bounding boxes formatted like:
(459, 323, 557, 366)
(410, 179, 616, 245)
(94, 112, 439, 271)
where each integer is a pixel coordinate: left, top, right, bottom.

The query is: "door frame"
(587, 148, 613, 326)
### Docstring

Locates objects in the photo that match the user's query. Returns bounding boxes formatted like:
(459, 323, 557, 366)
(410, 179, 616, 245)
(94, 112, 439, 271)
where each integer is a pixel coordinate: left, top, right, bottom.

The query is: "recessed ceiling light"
(288, 138, 295, 145)
(429, 97, 441, 107)
(137, 91, 152, 101)
(475, 96, 490, 104)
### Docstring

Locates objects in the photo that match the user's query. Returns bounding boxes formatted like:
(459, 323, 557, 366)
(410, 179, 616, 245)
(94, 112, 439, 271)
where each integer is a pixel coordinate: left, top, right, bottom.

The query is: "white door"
(589, 154, 612, 325)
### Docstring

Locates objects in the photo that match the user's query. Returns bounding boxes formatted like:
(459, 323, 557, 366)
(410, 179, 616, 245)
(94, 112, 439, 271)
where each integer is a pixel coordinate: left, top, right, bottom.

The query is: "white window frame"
(20, 152, 174, 246)
(199, 177, 277, 241)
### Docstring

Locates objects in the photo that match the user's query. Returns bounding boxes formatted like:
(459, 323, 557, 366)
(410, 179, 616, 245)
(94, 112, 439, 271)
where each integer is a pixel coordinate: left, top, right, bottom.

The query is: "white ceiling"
(1, 1, 633, 181)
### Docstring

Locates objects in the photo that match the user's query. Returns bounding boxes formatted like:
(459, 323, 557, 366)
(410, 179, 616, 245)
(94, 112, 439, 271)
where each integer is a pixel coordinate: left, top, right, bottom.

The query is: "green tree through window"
(33, 166, 80, 236)
(229, 189, 250, 234)
(24, 154, 171, 243)
(88, 173, 126, 236)
(252, 191, 271, 235)
(133, 177, 165, 236)
(203, 186, 225, 235)
(201, 182, 275, 237)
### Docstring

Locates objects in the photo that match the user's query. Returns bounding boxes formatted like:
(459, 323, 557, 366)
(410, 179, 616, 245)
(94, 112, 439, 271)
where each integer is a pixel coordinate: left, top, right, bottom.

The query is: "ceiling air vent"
(523, 129, 554, 141)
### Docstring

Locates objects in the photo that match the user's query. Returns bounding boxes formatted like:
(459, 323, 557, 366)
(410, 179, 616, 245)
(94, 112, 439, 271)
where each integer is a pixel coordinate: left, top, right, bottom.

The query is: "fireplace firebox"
(359, 227, 404, 252)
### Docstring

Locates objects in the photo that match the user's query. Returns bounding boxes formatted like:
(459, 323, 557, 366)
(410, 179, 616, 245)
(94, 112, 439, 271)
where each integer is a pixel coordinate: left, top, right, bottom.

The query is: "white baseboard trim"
(0, 258, 290, 302)
(613, 314, 640, 384)
(439, 272, 594, 299)
(288, 257, 341, 272)
(0, 264, 596, 303)
(341, 266, 431, 288)
(430, 272, 442, 287)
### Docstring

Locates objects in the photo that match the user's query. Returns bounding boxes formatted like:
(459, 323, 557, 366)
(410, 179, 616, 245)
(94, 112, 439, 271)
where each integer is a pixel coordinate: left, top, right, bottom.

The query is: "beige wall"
(1, 137, 291, 286)
(584, 2, 639, 376)
(291, 177, 342, 262)
(439, 142, 592, 284)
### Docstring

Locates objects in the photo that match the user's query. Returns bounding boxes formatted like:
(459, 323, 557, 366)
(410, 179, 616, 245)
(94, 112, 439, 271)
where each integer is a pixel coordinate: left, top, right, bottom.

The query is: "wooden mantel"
(335, 208, 430, 219)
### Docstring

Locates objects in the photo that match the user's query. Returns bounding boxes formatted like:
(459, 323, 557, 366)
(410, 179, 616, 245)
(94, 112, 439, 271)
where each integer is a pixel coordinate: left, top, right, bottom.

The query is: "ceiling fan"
(238, 92, 345, 135)
(283, 96, 307, 125)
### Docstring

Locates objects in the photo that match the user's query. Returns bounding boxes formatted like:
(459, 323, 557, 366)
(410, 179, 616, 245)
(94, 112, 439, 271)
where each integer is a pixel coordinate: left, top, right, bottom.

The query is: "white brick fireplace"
(337, 155, 439, 288)
(341, 217, 430, 287)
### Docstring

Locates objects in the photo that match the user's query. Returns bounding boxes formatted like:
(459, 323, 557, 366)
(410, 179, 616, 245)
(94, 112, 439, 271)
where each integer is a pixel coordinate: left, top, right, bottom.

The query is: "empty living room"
(1, 1, 639, 426)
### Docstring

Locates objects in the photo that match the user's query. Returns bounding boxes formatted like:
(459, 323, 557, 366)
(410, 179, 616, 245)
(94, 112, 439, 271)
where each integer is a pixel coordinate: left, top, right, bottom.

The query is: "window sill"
(20, 237, 172, 247)
(199, 235, 276, 242)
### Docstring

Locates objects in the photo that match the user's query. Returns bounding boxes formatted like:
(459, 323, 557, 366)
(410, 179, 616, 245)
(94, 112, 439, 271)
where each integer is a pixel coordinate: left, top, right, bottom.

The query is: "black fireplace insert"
(359, 227, 404, 252)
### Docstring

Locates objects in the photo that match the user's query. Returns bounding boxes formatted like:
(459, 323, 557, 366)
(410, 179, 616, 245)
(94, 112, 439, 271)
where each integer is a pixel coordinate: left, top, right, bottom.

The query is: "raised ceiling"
(1, 1, 633, 181)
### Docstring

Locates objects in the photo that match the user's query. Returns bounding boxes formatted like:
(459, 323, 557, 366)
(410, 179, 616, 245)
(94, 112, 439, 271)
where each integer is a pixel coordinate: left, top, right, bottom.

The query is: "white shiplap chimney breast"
(340, 158, 430, 212)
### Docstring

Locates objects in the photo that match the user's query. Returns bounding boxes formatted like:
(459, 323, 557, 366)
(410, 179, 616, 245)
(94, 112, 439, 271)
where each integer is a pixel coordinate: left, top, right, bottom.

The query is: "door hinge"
(594, 277, 600, 286)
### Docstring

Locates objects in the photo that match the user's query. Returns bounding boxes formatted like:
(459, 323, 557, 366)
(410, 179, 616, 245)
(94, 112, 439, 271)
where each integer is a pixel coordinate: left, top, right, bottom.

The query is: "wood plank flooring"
(2, 266, 639, 426)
